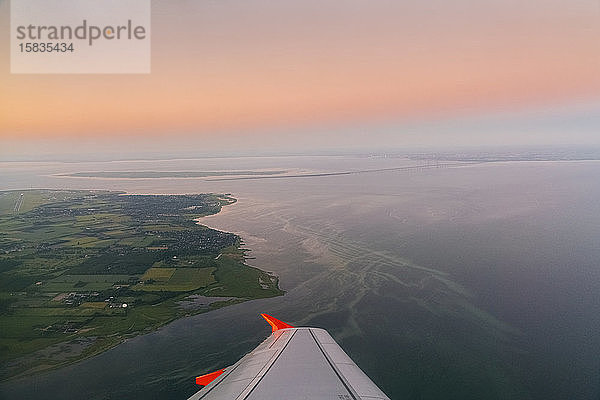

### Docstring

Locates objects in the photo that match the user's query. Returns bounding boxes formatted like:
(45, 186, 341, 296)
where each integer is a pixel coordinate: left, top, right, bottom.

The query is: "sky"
(1, 0, 600, 159)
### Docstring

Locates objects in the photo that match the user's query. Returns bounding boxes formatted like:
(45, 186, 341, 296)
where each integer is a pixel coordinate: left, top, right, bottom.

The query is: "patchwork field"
(0, 190, 282, 381)
(136, 267, 216, 291)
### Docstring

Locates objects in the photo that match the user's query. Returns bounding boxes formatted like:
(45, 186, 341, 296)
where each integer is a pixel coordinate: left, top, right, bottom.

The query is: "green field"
(42, 274, 136, 292)
(0, 190, 282, 380)
(135, 267, 216, 291)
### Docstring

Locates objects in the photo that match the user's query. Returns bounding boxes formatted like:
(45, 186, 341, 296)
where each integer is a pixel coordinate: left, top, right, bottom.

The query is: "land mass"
(0, 190, 283, 381)
(60, 170, 286, 179)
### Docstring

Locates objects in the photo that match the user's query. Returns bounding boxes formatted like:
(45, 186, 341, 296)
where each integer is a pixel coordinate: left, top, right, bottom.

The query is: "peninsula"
(0, 190, 283, 380)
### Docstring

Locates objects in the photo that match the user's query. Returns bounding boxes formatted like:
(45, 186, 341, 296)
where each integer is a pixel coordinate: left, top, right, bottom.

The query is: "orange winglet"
(196, 369, 225, 386)
(261, 313, 294, 332)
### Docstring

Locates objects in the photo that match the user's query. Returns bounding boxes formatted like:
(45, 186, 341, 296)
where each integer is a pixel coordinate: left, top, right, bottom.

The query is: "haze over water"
(1, 155, 599, 400)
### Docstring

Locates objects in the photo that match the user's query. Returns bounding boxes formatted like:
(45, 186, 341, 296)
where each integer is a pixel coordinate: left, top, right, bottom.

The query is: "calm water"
(0, 156, 599, 400)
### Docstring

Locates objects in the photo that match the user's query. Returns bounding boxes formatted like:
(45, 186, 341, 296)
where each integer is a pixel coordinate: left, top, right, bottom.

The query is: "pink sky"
(1, 0, 599, 155)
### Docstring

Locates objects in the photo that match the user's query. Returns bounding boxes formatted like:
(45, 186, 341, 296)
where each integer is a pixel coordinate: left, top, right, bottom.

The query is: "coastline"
(0, 191, 282, 382)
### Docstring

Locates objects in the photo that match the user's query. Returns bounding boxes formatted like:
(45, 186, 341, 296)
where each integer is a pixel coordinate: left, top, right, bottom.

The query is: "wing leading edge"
(188, 314, 390, 400)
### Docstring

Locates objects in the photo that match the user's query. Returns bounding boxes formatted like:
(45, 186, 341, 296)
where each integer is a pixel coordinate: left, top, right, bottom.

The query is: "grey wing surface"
(188, 315, 390, 400)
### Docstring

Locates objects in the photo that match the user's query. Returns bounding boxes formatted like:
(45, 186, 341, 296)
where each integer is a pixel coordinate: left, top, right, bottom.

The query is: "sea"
(0, 154, 599, 400)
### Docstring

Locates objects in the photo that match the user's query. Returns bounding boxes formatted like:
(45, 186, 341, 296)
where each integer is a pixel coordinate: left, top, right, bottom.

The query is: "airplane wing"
(187, 314, 390, 400)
